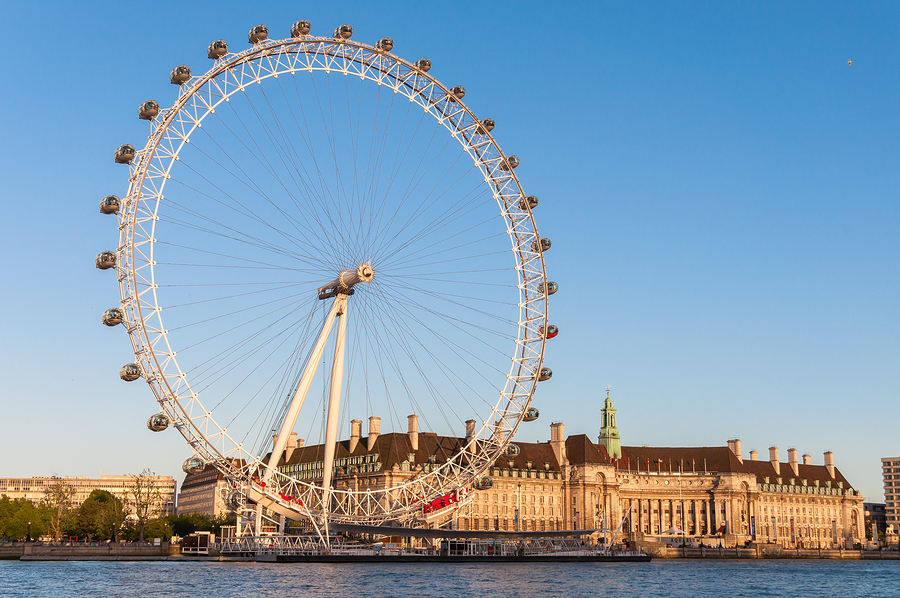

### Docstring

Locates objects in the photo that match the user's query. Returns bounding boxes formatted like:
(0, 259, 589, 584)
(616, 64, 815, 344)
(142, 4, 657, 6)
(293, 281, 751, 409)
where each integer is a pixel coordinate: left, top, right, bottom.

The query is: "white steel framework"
(106, 26, 552, 529)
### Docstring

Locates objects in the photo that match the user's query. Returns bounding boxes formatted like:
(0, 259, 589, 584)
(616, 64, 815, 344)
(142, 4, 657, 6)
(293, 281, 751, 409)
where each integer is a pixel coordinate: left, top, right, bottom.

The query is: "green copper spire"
(598, 387, 621, 459)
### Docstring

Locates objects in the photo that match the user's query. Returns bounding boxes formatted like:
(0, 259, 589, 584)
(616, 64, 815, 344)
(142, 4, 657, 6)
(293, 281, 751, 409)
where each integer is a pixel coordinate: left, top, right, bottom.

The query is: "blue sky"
(0, 1, 896, 502)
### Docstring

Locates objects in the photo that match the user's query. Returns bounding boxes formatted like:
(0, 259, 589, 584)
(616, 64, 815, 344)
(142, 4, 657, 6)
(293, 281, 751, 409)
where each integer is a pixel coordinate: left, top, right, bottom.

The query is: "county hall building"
(182, 392, 866, 548)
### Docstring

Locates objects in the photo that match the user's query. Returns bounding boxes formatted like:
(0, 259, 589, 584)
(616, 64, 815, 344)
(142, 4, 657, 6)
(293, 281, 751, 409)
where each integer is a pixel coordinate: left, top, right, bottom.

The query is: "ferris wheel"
(96, 20, 559, 535)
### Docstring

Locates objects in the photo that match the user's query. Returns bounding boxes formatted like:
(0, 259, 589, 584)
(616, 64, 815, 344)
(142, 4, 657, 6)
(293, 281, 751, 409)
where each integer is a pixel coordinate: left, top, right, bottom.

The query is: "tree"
(125, 469, 163, 542)
(42, 480, 76, 542)
(72, 490, 128, 542)
(0, 495, 50, 541)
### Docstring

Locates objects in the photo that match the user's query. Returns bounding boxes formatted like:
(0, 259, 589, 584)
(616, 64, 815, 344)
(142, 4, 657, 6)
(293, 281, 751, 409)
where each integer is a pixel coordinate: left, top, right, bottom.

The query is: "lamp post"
(26, 521, 32, 542)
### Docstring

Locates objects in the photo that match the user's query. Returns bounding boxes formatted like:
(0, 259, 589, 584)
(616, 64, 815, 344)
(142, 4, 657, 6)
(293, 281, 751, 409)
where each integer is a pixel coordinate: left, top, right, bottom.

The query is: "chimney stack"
(787, 448, 799, 476)
(802, 454, 811, 465)
(285, 432, 298, 461)
(769, 446, 780, 476)
(728, 438, 743, 463)
(750, 450, 759, 461)
(824, 451, 835, 478)
(408, 414, 419, 451)
(464, 419, 476, 451)
(349, 419, 362, 453)
(550, 422, 567, 466)
(297, 438, 305, 448)
(367, 416, 381, 451)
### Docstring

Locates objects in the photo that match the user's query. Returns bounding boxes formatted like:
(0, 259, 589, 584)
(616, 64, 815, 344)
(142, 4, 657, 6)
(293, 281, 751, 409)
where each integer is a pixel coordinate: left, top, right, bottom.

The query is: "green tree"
(125, 469, 163, 542)
(71, 490, 128, 542)
(0, 496, 50, 541)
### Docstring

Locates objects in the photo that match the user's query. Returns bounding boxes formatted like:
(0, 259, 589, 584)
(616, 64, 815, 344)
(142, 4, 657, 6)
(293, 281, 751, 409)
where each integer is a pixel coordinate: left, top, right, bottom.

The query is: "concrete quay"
(637, 543, 900, 560)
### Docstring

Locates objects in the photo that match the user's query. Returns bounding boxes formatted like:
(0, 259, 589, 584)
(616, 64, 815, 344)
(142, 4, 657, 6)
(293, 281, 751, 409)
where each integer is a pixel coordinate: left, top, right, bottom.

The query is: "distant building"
(177, 464, 230, 517)
(261, 393, 866, 548)
(864, 502, 887, 539)
(882, 457, 900, 531)
(0, 475, 176, 515)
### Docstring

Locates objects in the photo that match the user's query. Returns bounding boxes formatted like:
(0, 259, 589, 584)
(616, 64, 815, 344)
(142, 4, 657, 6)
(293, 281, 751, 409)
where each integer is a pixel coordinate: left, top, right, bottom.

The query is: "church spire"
(598, 387, 621, 459)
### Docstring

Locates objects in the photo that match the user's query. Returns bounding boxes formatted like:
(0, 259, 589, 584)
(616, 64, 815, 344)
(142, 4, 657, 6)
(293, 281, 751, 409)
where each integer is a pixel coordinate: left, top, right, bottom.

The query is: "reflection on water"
(1, 560, 898, 598)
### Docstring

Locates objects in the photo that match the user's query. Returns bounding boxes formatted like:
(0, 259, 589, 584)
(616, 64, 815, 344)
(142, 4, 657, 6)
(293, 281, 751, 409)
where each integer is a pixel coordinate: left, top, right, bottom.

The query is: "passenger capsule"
(99, 195, 121, 215)
(95, 251, 116, 270)
(502, 443, 521, 457)
(138, 100, 159, 120)
(540, 281, 559, 296)
(207, 39, 228, 59)
(226, 490, 243, 510)
(518, 195, 538, 210)
(147, 413, 170, 432)
(119, 363, 142, 382)
(170, 65, 191, 85)
(183, 456, 206, 475)
(248, 24, 269, 44)
(415, 58, 432, 72)
(499, 155, 520, 171)
(531, 238, 552, 253)
(333, 24, 353, 39)
(101, 308, 124, 327)
(473, 476, 493, 491)
(538, 367, 552, 381)
(114, 144, 136, 164)
(477, 118, 495, 134)
(376, 37, 394, 52)
(449, 85, 466, 101)
(291, 20, 311, 37)
(541, 324, 559, 339)
(523, 407, 540, 422)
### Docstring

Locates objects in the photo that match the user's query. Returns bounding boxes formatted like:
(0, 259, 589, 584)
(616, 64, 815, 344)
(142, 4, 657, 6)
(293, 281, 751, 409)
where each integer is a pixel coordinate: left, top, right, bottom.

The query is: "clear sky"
(0, 1, 897, 503)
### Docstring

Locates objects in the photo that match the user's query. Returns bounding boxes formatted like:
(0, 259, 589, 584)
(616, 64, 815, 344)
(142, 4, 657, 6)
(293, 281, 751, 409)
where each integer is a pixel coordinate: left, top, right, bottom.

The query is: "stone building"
(0, 475, 176, 516)
(262, 395, 866, 548)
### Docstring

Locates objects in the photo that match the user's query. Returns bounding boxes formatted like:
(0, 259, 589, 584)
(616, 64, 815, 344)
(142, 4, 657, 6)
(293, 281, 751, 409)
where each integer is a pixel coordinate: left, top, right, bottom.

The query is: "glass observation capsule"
(477, 118, 495, 134)
(538, 367, 553, 381)
(540, 281, 559, 296)
(474, 476, 493, 491)
(99, 195, 121, 215)
(138, 100, 159, 120)
(415, 58, 432, 72)
(114, 144, 136, 164)
(207, 39, 228, 59)
(503, 443, 521, 457)
(376, 37, 393, 52)
(500, 155, 520, 171)
(449, 85, 466, 101)
(170, 65, 191, 85)
(248, 24, 269, 44)
(519, 195, 538, 210)
(95, 251, 116, 270)
(183, 456, 206, 475)
(147, 413, 170, 432)
(541, 324, 559, 339)
(291, 20, 311, 37)
(120, 363, 142, 382)
(523, 407, 540, 422)
(333, 24, 353, 39)
(101, 308, 124, 326)
(226, 491, 242, 510)
(532, 237, 551, 252)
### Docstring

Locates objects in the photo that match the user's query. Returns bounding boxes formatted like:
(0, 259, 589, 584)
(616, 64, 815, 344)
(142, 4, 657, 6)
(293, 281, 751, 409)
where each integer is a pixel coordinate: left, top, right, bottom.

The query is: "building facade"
(177, 465, 230, 517)
(263, 395, 866, 548)
(0, 475, 176, 515)
(883, 457, 900, 532)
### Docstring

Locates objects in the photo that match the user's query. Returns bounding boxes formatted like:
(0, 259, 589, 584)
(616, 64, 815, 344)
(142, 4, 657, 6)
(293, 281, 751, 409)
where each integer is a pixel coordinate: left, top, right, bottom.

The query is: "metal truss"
(115, 31, 550, 526)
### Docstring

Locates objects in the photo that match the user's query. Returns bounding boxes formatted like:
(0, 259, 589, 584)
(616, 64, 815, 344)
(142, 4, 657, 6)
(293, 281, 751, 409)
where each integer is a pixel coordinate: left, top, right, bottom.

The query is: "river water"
(1, 559, 898, 597)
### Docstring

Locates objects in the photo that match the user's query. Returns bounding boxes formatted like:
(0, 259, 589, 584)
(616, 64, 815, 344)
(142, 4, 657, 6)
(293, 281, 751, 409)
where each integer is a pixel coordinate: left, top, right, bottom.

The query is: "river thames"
(1, 560, 898, 597)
